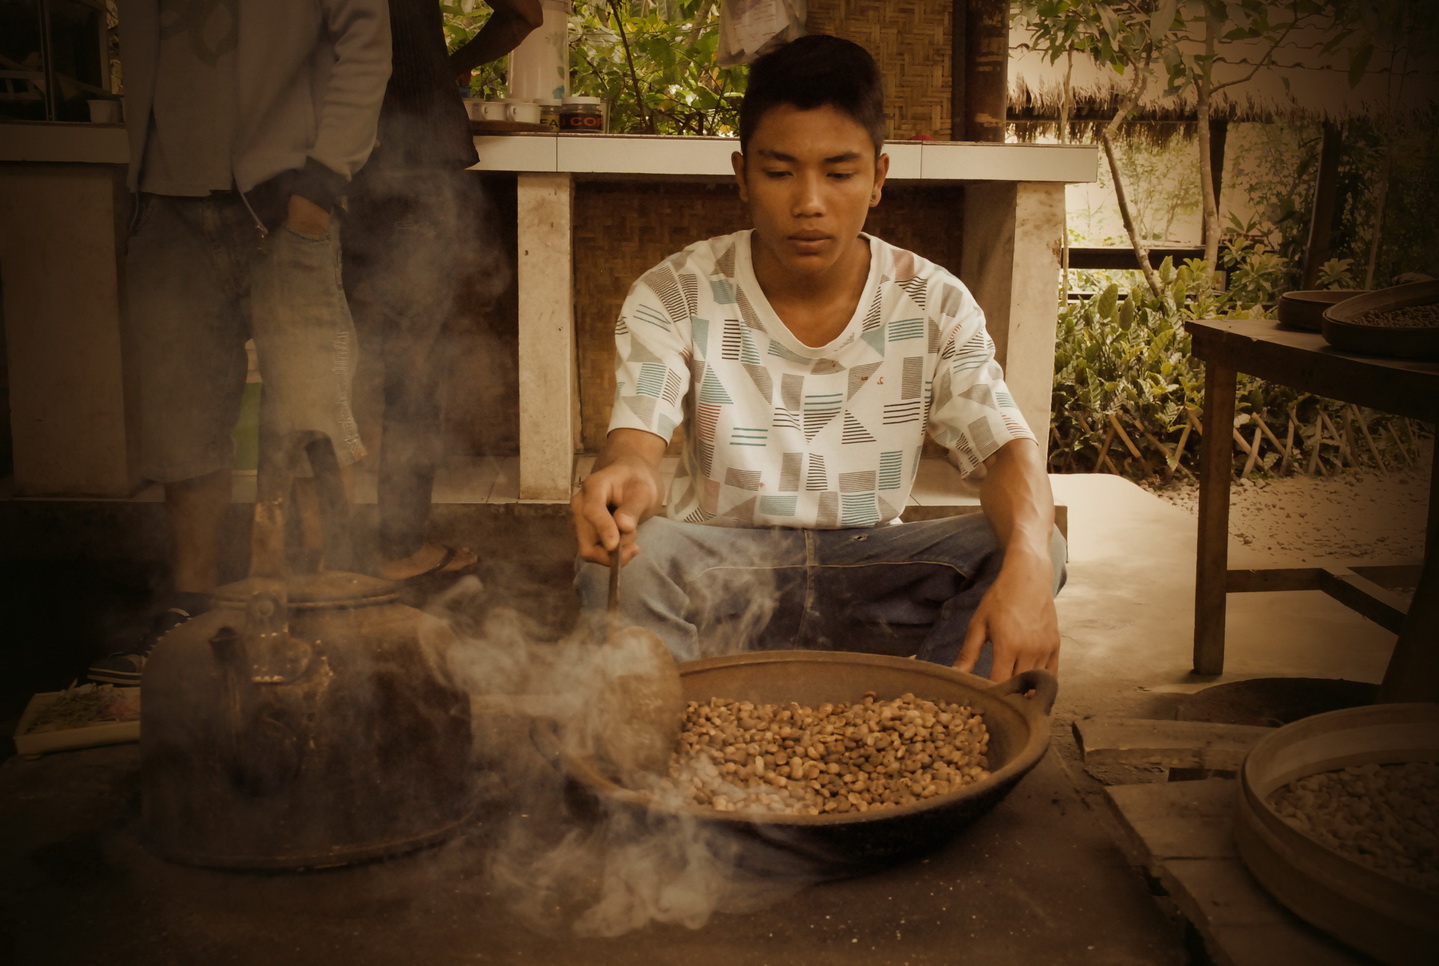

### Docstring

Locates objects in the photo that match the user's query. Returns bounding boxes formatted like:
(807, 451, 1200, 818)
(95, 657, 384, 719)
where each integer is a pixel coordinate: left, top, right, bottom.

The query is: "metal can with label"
(560, 96, 605, 133)
(536, 98, 562, 132)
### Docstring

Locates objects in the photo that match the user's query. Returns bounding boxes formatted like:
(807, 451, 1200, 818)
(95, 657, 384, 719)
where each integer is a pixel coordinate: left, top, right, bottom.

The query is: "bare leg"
(89, 469, 230, 684)
(166, 468, 233, 594)
(291, 463, 355, 572)
(343, 171, 478, 584)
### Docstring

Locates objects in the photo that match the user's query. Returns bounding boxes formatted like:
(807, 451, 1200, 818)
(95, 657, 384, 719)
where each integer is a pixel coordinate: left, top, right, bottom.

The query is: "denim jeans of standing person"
(574, 514, 1068, 675)
(128, 190, 365, 484)
(344, 169, 492, 563)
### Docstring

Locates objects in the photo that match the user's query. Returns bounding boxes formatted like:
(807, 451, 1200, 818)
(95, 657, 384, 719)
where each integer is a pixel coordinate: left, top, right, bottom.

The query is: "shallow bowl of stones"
(1235, 702, 1439, 966)
(1321, 280, 1439, 361)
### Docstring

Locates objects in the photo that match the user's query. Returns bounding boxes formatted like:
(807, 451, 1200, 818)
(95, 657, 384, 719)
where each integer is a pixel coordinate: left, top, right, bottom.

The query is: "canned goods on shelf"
(536, 98, 562, 132)
(559, 96, 605, 133)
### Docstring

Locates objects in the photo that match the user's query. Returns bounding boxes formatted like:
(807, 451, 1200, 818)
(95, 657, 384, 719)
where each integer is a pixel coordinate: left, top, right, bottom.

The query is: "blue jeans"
(128, 191, 364, 482)
(574, 514, 1067, 673)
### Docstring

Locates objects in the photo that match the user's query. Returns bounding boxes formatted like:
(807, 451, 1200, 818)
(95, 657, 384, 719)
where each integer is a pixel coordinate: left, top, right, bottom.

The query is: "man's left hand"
(285, 194, 331, 237)
(953, 547, 1060, 681)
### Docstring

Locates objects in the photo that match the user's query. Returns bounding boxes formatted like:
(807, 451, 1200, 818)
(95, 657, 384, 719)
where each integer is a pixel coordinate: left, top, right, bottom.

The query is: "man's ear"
(870, 151, 890, 208)
(732, 150, 749, 202)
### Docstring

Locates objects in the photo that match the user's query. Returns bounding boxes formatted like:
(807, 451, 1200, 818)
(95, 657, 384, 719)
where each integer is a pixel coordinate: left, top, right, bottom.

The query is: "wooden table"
(1186, 319, 1439, 700)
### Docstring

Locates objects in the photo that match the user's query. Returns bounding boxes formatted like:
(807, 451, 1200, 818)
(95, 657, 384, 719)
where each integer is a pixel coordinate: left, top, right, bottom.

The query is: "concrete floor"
(0, 472, 1406, 966)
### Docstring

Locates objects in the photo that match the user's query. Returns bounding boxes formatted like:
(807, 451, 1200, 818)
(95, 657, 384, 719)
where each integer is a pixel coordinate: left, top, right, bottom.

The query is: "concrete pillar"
(515, 172, 578, 501)
(960, 180, 1066, 455)
(0, 163, 140, 496)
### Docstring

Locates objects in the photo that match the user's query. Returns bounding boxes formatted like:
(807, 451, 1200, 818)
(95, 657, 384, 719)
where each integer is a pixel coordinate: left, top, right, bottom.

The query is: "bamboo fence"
(1050, 405, 1430, 482)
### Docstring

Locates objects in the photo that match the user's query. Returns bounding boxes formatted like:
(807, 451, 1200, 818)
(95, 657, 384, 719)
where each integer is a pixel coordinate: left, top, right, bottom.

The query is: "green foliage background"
(444, 0, 744, 135)
(1051, 250, 1423, 480)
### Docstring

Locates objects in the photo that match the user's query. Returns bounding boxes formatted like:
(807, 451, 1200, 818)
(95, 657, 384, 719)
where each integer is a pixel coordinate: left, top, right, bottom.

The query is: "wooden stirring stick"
(596, 543, 684, 780)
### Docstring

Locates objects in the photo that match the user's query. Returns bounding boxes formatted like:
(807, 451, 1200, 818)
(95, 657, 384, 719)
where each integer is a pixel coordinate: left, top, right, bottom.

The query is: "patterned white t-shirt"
(609, 230, 1034, 529)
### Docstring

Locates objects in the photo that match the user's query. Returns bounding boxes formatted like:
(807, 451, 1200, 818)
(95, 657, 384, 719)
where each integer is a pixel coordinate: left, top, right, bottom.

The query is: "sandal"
(383, 544, 478, 585)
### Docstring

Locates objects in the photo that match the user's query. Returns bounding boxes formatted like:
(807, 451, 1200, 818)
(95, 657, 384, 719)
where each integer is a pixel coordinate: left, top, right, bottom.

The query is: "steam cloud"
(425, 576, 816, 938)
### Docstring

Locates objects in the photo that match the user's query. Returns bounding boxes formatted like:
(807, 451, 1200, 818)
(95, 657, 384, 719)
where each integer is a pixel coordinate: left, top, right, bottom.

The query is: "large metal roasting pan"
(559, 650, 1057, 875)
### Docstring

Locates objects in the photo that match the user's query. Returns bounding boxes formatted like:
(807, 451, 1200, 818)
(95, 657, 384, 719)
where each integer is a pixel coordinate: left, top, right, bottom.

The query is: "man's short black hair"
(739, 35, 886, 158)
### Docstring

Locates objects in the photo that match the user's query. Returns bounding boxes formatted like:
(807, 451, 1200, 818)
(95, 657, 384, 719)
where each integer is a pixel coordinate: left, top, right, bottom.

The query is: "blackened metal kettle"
(140, 434, 475, 870)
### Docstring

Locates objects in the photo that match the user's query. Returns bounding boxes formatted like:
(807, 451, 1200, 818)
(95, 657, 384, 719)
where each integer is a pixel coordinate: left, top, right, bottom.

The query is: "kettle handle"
(251, 430, 354, 578)
(237, 430, 346, 686)
(210, 624, 304, 796)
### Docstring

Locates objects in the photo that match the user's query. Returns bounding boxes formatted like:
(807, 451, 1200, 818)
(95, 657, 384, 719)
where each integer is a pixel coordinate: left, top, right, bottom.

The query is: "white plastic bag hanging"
(718, 0, 807, 67)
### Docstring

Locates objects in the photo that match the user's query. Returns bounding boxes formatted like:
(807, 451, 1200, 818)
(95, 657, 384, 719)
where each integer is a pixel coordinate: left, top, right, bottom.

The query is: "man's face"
(733, 103, 889, 286)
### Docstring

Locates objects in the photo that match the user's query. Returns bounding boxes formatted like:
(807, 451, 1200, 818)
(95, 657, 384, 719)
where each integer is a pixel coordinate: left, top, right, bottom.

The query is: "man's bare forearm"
(978, 438, 1056, 564)
(449, 0, 544, 75)
(953, 437, 1061, 679)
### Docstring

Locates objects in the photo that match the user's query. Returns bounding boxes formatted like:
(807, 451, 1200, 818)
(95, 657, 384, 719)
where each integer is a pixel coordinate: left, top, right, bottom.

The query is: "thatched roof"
(1008, 4, 1439, 128)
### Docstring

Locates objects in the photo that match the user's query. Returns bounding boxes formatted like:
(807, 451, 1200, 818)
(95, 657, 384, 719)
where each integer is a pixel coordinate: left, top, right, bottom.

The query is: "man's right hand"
(284, 194, 332, 238)
(571, 429, 668, 566)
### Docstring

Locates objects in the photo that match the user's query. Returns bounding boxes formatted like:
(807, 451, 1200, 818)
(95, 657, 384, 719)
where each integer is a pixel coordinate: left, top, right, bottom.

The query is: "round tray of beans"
(1321, 280, 1439, 361)
(1235, 702, 1439, 966)
(558, 650, 1057, 877)
(1276, 290, 1368, 332)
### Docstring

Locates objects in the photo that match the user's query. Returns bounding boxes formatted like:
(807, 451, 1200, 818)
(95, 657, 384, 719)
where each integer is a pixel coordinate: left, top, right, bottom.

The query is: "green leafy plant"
(568, 1, 745, 135)
(1314, 257, 1358, 289)
(444, 0, 742, 134)
(1218, 225, 1295, 307)
(1049, 250, 1421, 481)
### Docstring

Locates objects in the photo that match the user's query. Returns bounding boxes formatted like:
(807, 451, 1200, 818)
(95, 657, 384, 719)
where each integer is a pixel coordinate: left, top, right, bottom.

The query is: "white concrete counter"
(0, 120, 129, 164)
(471, 134, 1098, 501)
(472, 132, 1095, 183)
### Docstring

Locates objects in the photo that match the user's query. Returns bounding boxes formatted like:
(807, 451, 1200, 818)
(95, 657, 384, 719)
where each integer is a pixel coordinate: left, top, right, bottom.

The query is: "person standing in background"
(343, 0, 542, 583)
(89, 0, 391, 685)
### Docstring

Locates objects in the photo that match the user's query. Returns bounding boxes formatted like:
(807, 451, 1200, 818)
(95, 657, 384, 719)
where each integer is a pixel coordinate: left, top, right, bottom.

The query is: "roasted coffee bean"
(1352, 303, 1439, 329)
(1269, 760, 1439, 893)
(667, 692, 991, 816)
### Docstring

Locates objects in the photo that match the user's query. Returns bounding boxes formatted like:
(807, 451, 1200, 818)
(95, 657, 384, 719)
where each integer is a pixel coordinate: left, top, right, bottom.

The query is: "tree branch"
(609, 0, 655, 134)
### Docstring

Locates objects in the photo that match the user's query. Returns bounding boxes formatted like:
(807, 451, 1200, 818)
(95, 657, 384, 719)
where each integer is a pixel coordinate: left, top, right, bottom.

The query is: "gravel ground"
(1142, 462, 1431, 562)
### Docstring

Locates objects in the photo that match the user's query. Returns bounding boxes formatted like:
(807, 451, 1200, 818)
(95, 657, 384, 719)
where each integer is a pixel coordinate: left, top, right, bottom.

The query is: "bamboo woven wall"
(573, 180, 968, 452)
(807, 0, 953, 140)
(573, 181, 746, 453)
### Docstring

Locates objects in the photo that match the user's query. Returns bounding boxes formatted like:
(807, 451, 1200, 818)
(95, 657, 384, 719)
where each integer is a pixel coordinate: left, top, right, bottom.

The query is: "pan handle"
(985, 668, 1059, 718)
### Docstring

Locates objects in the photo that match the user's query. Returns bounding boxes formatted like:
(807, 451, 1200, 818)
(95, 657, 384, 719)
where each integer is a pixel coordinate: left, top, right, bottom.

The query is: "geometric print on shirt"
(609, 230, 1034, 529)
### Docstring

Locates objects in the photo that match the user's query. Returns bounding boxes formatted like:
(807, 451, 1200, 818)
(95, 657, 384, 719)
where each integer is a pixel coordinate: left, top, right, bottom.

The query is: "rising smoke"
(425, 576, 816, 938)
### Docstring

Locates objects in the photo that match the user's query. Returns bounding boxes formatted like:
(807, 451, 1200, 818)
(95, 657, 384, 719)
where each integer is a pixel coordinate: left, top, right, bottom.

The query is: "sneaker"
(87, 594, 210, 686)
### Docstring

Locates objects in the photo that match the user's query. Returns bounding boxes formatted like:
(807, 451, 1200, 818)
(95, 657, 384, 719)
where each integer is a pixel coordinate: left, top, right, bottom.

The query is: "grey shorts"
(127, 192, 365, 482)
